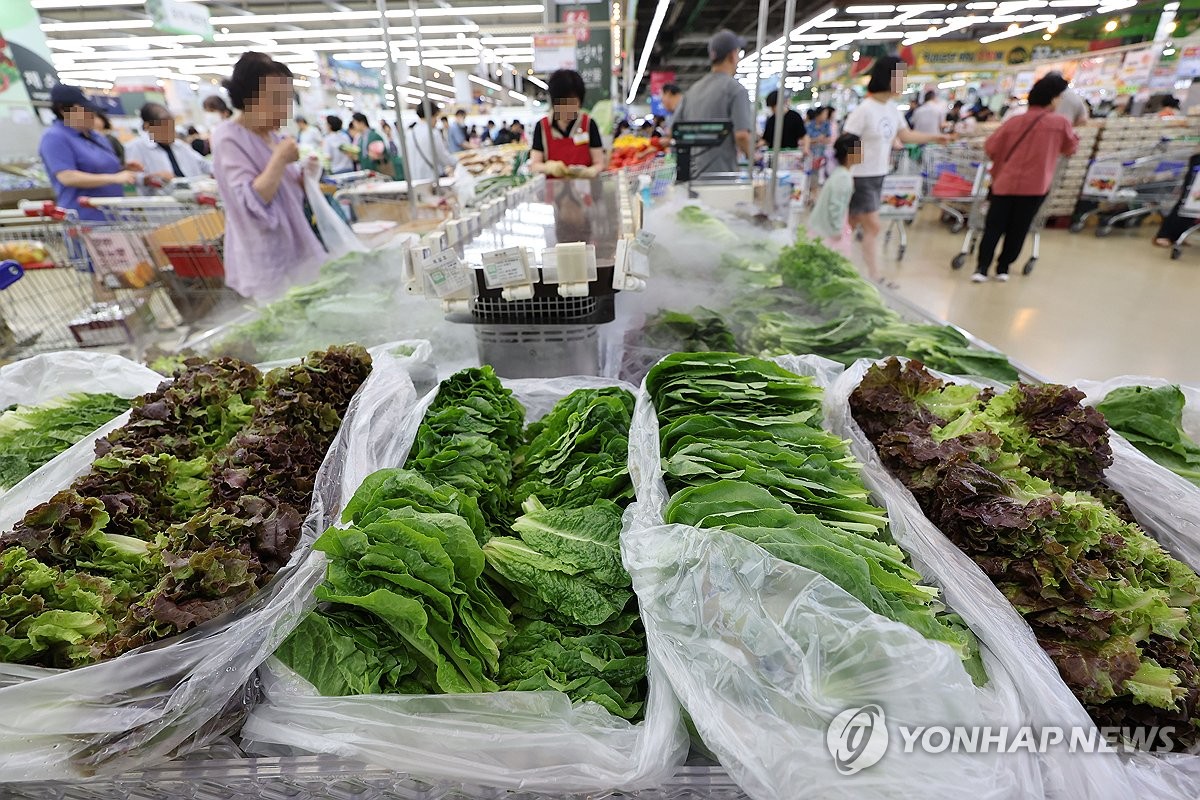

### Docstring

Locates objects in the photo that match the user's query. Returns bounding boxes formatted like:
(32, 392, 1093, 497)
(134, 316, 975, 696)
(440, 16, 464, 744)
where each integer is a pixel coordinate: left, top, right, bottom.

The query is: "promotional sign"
(1150, 64, 1178, 91)
(557, 2, 611, 105)
(879, 175, 922, 220)
(1118, 48, 1157, 94)
(1176, 44, 1200, 79)
(649, 70, 675, 97)
(1013, 71, 1036, 98)
(1081, 162, 1122, 200)
(533, 34, 578, 72)
(0, 0, 59, 159)
(321, 55, 384, 97)
(901, 38, 1091, 74)
(147, 0, 213, 40)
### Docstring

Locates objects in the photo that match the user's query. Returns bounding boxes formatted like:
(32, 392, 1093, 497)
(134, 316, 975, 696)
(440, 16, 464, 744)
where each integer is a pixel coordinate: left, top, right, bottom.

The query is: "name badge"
(573, 131, 590, 146)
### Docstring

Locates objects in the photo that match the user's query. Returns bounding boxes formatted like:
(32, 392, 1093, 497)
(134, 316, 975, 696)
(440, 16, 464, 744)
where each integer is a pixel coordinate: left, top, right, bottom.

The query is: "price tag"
(481, 246, 530, 288)
(423, 250, 473, 298)
(634, 229, 656, 251)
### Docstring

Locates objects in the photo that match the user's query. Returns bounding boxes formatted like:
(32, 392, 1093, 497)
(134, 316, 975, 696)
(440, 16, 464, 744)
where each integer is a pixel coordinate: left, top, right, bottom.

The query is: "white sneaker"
(971, 273, 988, 283)
(995, 273, 1010, 282)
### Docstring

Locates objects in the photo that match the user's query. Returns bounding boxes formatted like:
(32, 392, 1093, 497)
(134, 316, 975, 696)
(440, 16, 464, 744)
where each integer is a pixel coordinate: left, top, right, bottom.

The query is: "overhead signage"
(901, 38, 1091, 73)
(147, 0, 213, 41)
(533, 34, 577, 72)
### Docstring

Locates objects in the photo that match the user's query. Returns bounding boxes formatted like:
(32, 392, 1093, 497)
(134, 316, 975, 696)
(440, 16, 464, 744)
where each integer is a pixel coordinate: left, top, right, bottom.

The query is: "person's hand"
(937, 133, 955, 144)
(114, 170, 140, 186)
(301, 155, 322, 180)
(273, 136, 300, 164)
(578, 165, 601, 178)
(125, 160, 145, 173)
(541, 160, 568, 178)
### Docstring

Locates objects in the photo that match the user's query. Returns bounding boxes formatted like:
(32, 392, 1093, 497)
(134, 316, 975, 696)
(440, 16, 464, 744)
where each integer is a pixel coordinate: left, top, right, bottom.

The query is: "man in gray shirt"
(674, 29, 755, 177)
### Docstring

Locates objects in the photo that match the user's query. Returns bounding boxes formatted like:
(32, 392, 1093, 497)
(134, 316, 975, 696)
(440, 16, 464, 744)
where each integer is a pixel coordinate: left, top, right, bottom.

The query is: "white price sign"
(634, 229, 656, 251)
(481, 246, 530, 288)
(423, 250, 474, 298)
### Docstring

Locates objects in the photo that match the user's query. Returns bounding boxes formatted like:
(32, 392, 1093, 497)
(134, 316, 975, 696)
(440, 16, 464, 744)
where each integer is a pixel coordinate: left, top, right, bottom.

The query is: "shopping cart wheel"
(1023, 257, 1037, 275)
(1095, 226, 1112, 238)
(1069, 220, 1086, 233)
(1172, 246, 1184, 260)
(950, 221, 964, 234)
(897, 244, 906, 260)
(951, 253, 967, 270)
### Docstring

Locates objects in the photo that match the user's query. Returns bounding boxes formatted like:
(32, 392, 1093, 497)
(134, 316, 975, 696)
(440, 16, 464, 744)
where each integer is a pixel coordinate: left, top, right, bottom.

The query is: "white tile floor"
(860, 208, 1200, 385)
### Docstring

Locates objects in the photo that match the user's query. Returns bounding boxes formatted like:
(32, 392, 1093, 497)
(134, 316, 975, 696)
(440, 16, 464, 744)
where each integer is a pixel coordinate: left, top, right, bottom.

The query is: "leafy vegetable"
(0, 346, 372, 668)
(646, 352, 985, 682)
(639, 308, 737, 353)
(1097, 385, 1200, 487)
(850, 358, 1200, 750)
(0, 393, 129, 490)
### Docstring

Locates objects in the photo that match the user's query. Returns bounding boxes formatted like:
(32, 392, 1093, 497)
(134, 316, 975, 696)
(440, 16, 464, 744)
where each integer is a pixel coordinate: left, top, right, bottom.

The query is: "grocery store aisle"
(868, 209, 1200, 384)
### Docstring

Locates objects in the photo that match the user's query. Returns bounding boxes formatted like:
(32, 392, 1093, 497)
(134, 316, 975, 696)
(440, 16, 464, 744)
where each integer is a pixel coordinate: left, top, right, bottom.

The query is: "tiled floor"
(863, 208, 1200, 385)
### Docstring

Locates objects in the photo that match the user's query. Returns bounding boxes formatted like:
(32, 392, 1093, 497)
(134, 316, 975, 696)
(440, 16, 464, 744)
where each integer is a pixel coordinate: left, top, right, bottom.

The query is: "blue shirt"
(39, 120, 124, 221)
(448, 122, 469, 153)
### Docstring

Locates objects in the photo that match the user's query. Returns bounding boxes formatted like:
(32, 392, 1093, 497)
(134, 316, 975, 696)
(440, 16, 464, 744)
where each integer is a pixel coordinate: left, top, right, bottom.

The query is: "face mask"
(204, 112, 222, 128)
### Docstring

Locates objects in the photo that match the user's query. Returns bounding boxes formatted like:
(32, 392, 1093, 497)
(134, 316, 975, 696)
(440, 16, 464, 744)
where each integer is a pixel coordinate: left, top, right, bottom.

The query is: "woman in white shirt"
(403, 102, 455, 183)
(123, 102, 212, 195)
(322, 115, 355, 175)
(842, 56, 950, 286)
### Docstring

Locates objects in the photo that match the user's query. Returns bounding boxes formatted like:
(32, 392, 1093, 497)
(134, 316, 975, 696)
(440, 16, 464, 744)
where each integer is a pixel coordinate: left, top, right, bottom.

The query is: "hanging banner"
(901, 38, 1091, 74)
(320, 55, 384, 97)
(649, 70, 675, 97)
(1150, 64, 1177, 91)
(1013, 71, 1036, 98)
(533, 34, 578, 72)
(146, 0, 213, 41)
(557, 2, 610, 105)
(1177, 44, 1200, 79)
(1118, 48, 1157, 94)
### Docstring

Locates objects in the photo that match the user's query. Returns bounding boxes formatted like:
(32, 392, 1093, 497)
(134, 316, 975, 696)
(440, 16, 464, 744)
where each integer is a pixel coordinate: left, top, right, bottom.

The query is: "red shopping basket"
(161, 244, 224, 279)
(931, 170, 975, 198)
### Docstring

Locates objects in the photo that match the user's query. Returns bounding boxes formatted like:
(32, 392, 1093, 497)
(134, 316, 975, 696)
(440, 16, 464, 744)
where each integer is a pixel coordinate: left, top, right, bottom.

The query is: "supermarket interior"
(6, 0, 1200, 797)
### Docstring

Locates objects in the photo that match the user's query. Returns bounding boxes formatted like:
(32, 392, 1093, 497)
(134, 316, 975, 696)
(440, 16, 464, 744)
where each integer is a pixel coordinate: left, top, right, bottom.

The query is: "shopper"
(492, 122, 515, 146)
(806, 133, 862, 255)
(673, 29, 755, 177)
(124, 102, 212, 194)
(348, 112, 391, 174)
(186, 125, 210, 157)
(295, 116, 323, 150)
(447, 109, 471, 153)
(203, 95, 234, 128)
(973, 73, 1079, 282)
(403, 102, 455, 183)
(1153, 152, 1200, 247)
(1159, 95, 1183, 118)
(761, 90, 807, 151)
(529, 69, 606, 177)
(910, 91, 945, 135)
(211, 51, 326, 302)
(661, 83, 683, 115)
(323, 115, 355, 174)
(615, 119, 632, 138)
(483, 120, 496, 144)
(1048, 73, 1089, 127)
(92, 111, 126, 164)
(379, 119, 399, 157)
(38, 84, 142, 222)
(842, 56, 950, 285)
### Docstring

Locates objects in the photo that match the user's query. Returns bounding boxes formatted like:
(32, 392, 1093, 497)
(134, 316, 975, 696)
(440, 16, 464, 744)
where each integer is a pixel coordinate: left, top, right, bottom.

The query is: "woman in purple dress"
(212, 52, 326, 302)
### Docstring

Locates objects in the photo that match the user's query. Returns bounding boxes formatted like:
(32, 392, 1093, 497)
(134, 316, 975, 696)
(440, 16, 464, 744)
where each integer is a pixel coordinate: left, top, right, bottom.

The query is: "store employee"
(529, 69, 606, 178)
(38, 84, 142, 221)
(124, 102, 213, 194)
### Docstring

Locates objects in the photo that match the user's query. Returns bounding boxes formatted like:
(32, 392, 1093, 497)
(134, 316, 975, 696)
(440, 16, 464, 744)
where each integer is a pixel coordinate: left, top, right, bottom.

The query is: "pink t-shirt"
(212, 120, 325, 302)
(985, 107, 1079, 197)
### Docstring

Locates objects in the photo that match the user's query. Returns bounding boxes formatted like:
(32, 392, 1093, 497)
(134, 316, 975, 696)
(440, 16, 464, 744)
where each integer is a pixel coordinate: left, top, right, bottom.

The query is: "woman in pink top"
(973, 73, 1079, 282)
(212, 52, 326, 302)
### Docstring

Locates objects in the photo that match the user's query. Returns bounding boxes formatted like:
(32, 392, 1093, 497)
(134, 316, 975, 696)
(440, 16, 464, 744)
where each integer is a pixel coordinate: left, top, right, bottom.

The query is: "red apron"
(541, 113, 592, 167)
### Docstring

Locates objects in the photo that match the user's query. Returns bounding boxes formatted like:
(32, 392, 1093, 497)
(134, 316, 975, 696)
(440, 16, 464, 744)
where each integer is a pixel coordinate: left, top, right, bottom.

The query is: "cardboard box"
(145, 210, 225, 268)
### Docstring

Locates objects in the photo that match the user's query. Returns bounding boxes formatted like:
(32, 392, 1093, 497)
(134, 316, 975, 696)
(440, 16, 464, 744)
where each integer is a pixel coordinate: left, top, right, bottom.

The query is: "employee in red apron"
(529, 69, 607, 178)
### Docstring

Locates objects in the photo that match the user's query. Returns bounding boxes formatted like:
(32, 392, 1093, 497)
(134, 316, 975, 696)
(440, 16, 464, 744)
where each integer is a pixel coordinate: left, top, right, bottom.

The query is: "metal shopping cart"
(0, 201, 143, 357)
(335, 177, 458, 235)
(950, 160, 1062, 275)
(1071, 140, 1195, 236)
(80, 193, 232, 324)
(923, 142, 989, 233)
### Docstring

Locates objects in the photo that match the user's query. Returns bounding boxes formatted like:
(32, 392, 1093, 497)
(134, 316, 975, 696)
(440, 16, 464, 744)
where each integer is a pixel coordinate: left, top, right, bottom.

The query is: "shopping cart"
(80, 194, 231, 324)
(335, 178, 457, 234)
(878, 173, 922, 260)
(0, 201, 140, 357)
(950, 160, 1063, 275)
(613, 155, 677, 200)
(923, 142, 989, 233)
(1071, 140, 1195, 236)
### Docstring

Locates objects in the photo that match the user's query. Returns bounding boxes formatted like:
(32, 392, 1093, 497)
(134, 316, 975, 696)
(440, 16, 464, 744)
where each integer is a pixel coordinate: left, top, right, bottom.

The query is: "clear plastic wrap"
(623, 353, 1045, 800)
(824, 359, 1200, 800)
(240, 375, 690, 794)
(0, 345, 417, 782)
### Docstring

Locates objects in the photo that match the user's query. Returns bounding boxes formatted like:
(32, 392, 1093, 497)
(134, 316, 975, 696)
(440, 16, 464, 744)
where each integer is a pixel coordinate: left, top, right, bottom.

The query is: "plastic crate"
(162, 244, 225, 279)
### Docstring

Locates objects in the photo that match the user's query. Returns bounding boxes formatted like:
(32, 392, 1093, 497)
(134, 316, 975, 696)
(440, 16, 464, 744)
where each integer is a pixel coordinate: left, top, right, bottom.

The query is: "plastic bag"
(240, 375, 690, 794)
(824, 358, 1200, 800)
(303, 170, 366, 261)
(452, 162, 476, 209)
(0, 351, 164, 507)
(0, 345, 417, 781)
(622, 353, 1045, 800)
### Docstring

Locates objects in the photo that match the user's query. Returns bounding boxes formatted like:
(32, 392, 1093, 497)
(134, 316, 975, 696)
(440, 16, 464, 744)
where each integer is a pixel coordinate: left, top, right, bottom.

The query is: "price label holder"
(422, 249, 475, 300)
(541, 242, 596, 297)
(481, 246, 533, 290)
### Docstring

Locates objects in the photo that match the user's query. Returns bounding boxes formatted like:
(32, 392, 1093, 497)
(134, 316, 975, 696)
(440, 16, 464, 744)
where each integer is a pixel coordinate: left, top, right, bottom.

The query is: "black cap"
(50, 83, 101, 113)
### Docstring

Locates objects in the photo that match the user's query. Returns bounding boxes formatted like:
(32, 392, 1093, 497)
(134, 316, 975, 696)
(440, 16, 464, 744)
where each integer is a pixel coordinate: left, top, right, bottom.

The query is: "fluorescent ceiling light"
(815, 20, 860, 27)
(527, 75, 548, 89)
(845, 5, 896, 12)
(32, 0, 139, 7)
(626, 0, 669, 103)
(863, 31, 906, 38)
(210, 4, 543, 25)
(42, 20, 154, 32)
(979, 11, 1082, 40)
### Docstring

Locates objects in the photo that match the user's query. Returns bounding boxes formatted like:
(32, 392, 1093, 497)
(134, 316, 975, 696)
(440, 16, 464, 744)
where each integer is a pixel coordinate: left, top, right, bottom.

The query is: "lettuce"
(1097, 385, 1200, 487)
(0, 393, 129, 490)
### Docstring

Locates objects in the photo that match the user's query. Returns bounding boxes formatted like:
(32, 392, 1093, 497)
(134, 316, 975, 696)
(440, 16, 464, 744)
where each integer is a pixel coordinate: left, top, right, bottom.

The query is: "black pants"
(976, 194, 1046, 275)
(1155, 201, 1196, 242)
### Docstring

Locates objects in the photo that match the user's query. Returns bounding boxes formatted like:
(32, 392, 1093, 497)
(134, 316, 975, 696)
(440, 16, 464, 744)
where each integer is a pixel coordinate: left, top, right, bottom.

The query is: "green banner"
(0, 0, 59, 155)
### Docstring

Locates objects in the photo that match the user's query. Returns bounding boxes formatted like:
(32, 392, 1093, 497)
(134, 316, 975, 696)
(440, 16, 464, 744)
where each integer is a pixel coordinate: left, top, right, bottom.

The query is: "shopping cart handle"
(17, 199, 65, 219)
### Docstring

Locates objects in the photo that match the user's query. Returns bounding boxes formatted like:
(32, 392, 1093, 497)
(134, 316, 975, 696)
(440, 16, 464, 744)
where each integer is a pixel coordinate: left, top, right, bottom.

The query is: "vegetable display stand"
(0, 753, 750, 800)
(0, 204, 102, 358)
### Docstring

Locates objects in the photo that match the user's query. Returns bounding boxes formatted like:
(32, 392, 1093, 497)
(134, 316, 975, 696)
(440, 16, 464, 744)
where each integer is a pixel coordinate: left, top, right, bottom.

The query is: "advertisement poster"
(147, 0, 212, 40)
(1013, 71, 1036, 98)
(0, 0, 61, 155)
(1081, 162, 1121, 200)
(1118, 49, 1157, 94)
(901, 38, 1090, 74)
(648, 69, 675, 116)
(533, 34, 577, 72)
(557, 3, 610, 105)
(1176, 44, 1200, 79)
(879, 175, 922, 219)
(321, 55, 384, 97)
